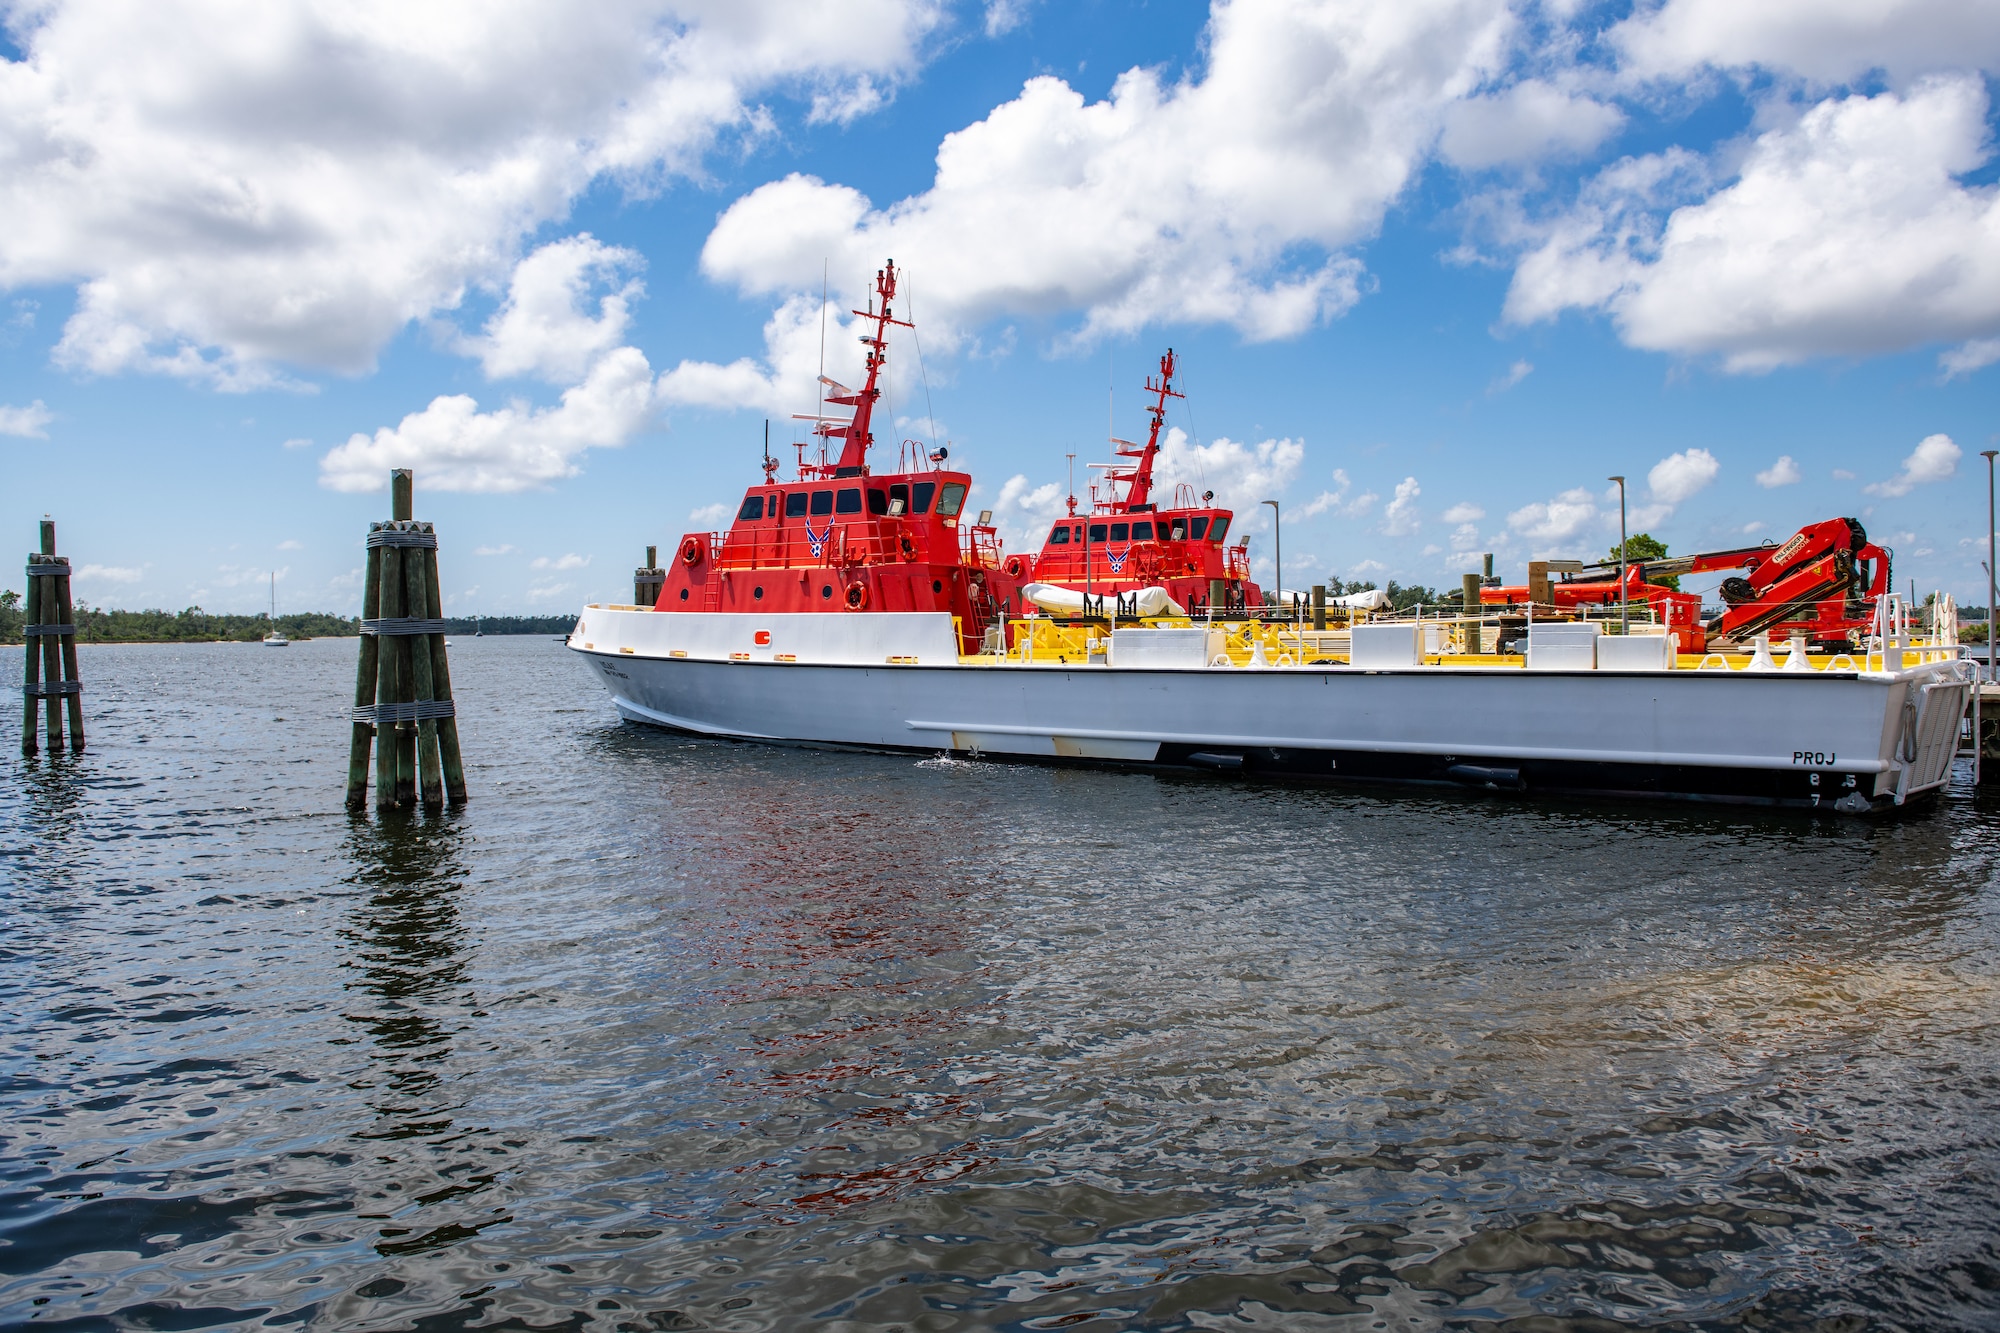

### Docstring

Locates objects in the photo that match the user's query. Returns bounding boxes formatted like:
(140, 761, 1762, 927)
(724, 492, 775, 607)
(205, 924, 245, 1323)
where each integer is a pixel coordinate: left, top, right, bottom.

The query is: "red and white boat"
(570, 260, 1975, 814)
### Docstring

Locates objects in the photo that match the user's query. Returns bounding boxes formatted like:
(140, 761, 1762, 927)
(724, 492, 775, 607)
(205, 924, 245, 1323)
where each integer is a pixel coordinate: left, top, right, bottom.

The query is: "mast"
(1105, 348, 1180, 512)
(814, 260, 910, 478)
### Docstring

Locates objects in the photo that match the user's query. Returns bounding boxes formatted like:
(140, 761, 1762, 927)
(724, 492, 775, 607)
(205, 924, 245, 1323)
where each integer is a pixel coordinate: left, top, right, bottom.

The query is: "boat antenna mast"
(808, 260, 910, 479)
(1108, 348, 1180, 512)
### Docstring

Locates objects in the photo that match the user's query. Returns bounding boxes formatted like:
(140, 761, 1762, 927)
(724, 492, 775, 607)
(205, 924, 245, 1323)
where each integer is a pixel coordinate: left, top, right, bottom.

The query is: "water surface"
(4, 637, 1998, 1330)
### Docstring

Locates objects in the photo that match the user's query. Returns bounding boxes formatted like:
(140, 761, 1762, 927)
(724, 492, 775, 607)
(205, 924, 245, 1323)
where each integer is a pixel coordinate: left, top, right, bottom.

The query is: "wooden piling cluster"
(345, 470, 466, 812)
(21, 519, 84, 755)
(634, 545, 664, 607)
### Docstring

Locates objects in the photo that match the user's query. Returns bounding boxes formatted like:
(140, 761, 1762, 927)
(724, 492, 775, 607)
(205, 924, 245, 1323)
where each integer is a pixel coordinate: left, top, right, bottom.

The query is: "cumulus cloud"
(0, 401, 53, 438)
(473, 544, 517, 556)
(988, 472, 1068, 551)
(319, 347, 658, 492)
(1611, 0, 2000, 85)
(688, 502, 730, 523)
(1864, 432, 1960, 497)
(1647, 447, 1718, 504)
(466, 237, 643, 384)
(1505, 79, 2000, 371)
(1755, 455, 1802, 488)
(2, 0, 943, 386)
(698, 0, 1514, 347)
(75, 563, 144, 583)
(1297, 467, 1377, 519)
(1440, 80, 1623, 171)
(1508, 486, 1596, 544)
(1940, 337, 2000, 379)
(1440, 501, 1485, 523)
(532, 553, 591, 570)
(1381, 476, 1422, 536)
(1150, 428, 1305, 522)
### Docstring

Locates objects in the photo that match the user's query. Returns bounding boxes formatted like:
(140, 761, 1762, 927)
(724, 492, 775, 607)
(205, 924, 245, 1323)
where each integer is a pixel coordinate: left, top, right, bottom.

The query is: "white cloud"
(1755, 455, 1802, 488)
(1864, 432, 1960, 498)
(1486, 359, 1533, 393)
(989, 472, 1068, 551)
(1150, 428, 1304, 521)
(1297, 467, 1377, 519)
(281, 436, 313, 450)
(2, 0, 943, 386)
(1441, 501, 1485, 523)
(1611, 0, 2000, 86)
(983, 0, 1034, 37)
(656, 293, 869, 417)
(1833, 468, 1857, 480)
(1381, 476, 1421, 536)
(1440, 80, 1623, 171)
(1505, 79, 2000, 372)
(75, 563, 144, 583)
(531, 553, 591, 571)
(1941, 337, 2000, 379)
(318, 346, 657, 492)
(277, 539, 304, 551)
(473, 544, 516, 556)
(1647, 447, 1718, 504)
(699, 0, 1514, 347)
(1508, 486, 1597, 543)
(0, 401, 53, 438)
(688, 502, 730, 524)
(465, 236, 643, 384)
(525, 581, 574, 602)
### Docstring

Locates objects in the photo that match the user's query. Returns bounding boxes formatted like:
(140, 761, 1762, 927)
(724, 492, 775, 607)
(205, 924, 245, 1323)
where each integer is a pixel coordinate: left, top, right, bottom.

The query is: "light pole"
(1985, 450, 1997, 682)
(1608, 475, 1628, 634)
(1262, 499, 1282, 607)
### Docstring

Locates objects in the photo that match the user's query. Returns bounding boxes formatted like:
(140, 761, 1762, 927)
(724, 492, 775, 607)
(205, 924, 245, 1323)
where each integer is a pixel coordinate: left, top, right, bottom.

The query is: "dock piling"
(635, 545, 663, 607)
(348, 469, 465, 813)
(21, 520, 84, 755)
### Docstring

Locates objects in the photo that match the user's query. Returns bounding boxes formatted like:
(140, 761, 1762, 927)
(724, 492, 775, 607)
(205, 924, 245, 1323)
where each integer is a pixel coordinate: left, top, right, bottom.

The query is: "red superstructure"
(651, 260, 1012, 652)
(1018, 349, 1261, 613)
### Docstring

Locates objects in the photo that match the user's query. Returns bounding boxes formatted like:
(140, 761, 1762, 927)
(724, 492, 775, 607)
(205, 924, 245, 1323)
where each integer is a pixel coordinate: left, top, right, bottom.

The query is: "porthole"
(821, 585, 833, 600)
(753, 586, 764, 600)
(932, 579, 943, 593)
(678, 588, 689, 601)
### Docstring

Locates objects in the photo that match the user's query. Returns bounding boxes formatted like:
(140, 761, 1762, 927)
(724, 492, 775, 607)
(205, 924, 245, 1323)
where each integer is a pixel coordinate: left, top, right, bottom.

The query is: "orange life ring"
(845, 580, 869, 610)
(1003, 554, 1026, 579)
(680, 536, 703, 566)
(899, 533, 918, 562)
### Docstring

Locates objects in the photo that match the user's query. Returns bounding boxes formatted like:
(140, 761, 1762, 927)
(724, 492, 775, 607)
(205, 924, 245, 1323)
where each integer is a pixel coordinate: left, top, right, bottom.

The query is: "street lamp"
(1984, 450, 1997, 682)
(1608, 475, 1628, 634)
(1263, 499, 1282, 608)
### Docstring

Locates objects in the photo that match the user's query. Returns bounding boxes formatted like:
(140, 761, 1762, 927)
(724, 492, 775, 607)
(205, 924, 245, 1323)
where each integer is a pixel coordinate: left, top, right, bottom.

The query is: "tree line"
(0, 592, 576, 644)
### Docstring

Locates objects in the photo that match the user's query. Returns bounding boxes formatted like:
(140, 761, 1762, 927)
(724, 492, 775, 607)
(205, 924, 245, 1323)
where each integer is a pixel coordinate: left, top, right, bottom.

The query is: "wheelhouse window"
(889, 483, 910, 512)
(867, 488, 888, 515)
(935, 482, 967, 517)
(1047, 524, 1071, 546)
(1109, 522, 1129, 542)
(912, 481, 937, 513)
(786, 492, 809, 518)
(737, 495, 764, 521)
(836, 488, 863, 514)
(1190, 516, 1210, 540)
(1132, 521, 1154, 540)
(1208, 516, 1230, 543)
(810, 490, 834, 516)
(1087, 523, 1107, 543)
(1168, 520, 1187, 541)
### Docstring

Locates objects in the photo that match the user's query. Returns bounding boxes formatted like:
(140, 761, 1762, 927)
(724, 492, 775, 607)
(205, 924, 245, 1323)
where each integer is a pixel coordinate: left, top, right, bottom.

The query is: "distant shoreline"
(0, 611, 577, 646)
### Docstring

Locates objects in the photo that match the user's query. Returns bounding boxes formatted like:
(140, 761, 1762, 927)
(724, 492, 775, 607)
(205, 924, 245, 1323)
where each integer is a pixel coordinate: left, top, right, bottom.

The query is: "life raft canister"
(845, 580, 869, 610)
(680, 536, 704, 566)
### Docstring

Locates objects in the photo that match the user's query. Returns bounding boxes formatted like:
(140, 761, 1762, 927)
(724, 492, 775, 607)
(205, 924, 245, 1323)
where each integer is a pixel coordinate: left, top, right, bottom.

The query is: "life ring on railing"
(845, 580, 869, 610)
(680, 536, 704, 566)
(1003, 554, 1027, 579)
(899, 533, 919, 562)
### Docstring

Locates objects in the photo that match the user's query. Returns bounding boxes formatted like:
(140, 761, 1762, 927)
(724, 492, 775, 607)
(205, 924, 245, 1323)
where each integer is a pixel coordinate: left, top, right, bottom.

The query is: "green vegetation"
(1327, 578, 1445, 612)
(0, 594, 578, 643)
(1608, 533, 1680, 590)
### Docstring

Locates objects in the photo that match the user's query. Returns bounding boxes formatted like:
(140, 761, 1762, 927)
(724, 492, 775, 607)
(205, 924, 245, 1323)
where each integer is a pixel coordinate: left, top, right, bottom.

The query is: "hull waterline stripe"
(901, 718, 1894, 774)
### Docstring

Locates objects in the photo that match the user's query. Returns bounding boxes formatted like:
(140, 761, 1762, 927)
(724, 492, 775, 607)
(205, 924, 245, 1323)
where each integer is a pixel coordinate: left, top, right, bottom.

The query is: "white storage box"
(1350, 622, 1421, 668)
(1526, 622, 1601, 671)
(1108, 626, 1215, 668)
(1594, 632, 1675, 671)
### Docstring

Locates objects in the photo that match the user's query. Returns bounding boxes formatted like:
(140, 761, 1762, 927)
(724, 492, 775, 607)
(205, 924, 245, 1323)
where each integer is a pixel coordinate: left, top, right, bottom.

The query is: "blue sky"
(3, 0, 1998, 614)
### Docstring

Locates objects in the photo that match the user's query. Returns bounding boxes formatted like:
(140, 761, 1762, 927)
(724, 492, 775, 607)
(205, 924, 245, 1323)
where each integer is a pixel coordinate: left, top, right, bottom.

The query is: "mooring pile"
(20, 518, 84, 755)
(634, 545, 663, 607)
(346, 470, 466, 812)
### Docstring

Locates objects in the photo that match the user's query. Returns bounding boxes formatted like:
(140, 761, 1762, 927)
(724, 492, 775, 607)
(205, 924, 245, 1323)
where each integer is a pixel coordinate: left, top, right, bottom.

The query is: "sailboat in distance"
(263, 571, 289, 646)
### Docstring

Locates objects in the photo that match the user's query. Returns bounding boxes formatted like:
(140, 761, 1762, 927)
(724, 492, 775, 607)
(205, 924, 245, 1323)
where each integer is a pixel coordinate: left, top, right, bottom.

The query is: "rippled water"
(4, 637, 1999, 1331)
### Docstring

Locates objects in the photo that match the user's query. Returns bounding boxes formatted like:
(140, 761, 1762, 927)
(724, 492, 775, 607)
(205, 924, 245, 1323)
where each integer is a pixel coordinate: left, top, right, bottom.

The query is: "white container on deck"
(1595, 632, 1676, 671)
(1350, 622, 1422, 668)
(1108, 626, 1215, 668)
(1527, 622, 1601, 671)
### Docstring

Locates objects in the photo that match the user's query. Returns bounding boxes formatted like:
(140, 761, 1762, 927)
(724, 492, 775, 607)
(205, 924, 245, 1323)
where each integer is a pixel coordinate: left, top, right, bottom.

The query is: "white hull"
(569, 608, 1973, 813)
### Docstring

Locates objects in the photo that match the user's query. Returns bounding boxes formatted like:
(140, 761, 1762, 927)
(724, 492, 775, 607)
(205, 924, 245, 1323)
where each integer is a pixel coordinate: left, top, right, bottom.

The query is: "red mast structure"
(800, 260, 910, 479)
(1101, 348, 1180, 513)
